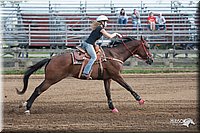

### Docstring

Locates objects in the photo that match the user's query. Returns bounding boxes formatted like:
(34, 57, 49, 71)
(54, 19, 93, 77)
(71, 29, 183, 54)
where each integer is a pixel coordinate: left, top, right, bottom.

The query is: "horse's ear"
(141, 35, 145, 43)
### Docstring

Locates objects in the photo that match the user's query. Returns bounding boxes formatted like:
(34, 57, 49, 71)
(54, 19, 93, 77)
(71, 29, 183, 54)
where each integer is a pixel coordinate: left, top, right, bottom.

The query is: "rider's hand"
(116, 33, 122, 38)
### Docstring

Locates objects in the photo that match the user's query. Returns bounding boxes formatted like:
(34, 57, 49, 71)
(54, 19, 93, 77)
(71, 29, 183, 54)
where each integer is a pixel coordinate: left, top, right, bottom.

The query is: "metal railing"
(1, 1, 198, 47)
(0, 1, 199, 68)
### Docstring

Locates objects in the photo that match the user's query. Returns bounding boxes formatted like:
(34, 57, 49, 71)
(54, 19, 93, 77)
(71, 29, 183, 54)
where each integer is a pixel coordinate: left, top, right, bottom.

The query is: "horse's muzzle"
(145, 57, 153, 65)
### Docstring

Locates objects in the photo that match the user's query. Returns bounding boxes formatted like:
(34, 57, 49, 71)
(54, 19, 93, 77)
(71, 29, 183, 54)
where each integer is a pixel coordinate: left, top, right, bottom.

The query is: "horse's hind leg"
(104, 79, 118, 113)
(104, 79, 114, 109)
(23, 80, 52, 114)
(112, 75, 145, 105)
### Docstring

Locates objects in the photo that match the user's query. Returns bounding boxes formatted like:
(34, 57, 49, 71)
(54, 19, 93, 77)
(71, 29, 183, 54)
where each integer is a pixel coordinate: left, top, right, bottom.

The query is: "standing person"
(81, 15, 122, 79)
(156, 13, 166, 30)
(147, 12, 156, 31)
(118, 8, 128, 25)
(132, 9, 141, 29)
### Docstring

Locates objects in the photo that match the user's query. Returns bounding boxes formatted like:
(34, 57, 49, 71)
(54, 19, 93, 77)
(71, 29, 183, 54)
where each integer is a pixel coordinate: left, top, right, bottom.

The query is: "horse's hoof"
(23, 102, 28, 110)
(138, 99, 145, 105)
(19, 102, 27, 109)
(24, 110, 30, 115)
(23, 102, 27, 106)
(19, 104, 23, 108)
(112, 108, 119, 113)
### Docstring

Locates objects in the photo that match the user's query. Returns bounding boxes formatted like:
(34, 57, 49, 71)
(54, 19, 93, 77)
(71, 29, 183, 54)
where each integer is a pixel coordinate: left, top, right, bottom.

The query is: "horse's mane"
(108, 36, 137, 48)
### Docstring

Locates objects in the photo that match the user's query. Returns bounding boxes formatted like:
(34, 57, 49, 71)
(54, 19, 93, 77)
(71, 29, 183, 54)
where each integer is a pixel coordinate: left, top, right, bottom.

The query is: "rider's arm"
(100, 29, 122, 39)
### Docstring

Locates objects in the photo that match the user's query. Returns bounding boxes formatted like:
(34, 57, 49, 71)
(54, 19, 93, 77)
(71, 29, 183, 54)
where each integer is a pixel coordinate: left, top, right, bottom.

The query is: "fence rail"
(1, 1, 199, 68)
(2, 47, 199, 69)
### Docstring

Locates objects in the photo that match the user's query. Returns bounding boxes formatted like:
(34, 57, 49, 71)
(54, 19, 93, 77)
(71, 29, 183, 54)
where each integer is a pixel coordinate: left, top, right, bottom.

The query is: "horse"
(16, 36, 153, 114)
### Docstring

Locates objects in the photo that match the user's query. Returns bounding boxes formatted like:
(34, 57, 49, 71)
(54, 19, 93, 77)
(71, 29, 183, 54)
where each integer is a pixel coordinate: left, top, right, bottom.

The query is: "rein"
(105, 37, 153, 64)
(105, 57, 123, 64)
(120, 37, 152, 61)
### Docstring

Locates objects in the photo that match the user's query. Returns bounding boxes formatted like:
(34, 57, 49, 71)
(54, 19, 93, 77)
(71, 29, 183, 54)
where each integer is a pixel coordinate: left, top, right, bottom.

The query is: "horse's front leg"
(104, 79, 119, 113)
(112, 75, 145, 105)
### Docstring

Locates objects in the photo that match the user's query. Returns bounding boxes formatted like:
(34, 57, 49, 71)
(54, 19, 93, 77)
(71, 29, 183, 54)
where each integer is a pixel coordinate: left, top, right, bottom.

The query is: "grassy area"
(2, 69, 44, 75)
(2, 66, 198, 75)
(122, 68, 198, 74)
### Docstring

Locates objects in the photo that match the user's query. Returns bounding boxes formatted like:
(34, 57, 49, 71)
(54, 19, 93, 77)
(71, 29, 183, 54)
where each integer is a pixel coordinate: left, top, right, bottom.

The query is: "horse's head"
(136, 36, 153, 65)
(122, 36, 153, 65)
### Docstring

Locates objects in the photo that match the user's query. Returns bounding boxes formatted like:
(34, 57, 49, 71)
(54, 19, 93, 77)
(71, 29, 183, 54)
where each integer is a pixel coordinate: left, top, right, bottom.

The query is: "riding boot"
(81, 73, 92, 80)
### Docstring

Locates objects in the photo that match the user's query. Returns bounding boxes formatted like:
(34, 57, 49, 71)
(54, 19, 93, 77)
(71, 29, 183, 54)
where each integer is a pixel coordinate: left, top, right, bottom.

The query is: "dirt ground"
(2, 73, 199, 132)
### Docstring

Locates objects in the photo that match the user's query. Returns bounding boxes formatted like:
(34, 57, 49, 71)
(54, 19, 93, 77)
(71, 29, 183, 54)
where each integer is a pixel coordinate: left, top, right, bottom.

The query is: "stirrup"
(80, 73, 92, 80)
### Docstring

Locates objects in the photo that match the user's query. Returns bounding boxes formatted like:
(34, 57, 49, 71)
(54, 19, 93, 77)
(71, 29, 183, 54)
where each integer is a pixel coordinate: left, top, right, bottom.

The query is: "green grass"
(122, 65, 198, 74)
(2, 66, 198, 75)
(122, 68, 198, 74)
(2, 69, 44, 75)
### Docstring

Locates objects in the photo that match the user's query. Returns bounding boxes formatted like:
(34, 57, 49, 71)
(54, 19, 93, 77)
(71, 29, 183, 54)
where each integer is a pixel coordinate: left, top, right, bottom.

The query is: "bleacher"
(0, 1, 199, 50)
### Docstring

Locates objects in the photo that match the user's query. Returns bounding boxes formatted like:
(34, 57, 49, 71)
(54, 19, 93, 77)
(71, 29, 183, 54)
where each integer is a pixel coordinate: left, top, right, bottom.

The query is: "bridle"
(120, 37, 153, 61)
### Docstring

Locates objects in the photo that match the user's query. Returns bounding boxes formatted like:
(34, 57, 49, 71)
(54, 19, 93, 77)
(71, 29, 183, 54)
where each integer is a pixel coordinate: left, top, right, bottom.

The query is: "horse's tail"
(16, 58, 51, 95)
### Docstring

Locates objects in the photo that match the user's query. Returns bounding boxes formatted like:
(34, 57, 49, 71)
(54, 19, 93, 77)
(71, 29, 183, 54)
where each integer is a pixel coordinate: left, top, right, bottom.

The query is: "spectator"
(147, 12, 156, 31)
(118, 8, 128, 25)
(156, 13, 166, 30)
(132, 9, 141, 29)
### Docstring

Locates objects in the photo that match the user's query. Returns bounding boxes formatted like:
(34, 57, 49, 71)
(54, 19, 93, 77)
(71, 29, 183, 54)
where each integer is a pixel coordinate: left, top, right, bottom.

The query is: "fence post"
(136, 25, 139, 39)
(65, 25, 68, 46)
(110, 1, 115, 13)
(172, 24, 174, 46)
(168, 24, 174, 68)
(28, 24, 31, 46)
(168, 49, 174, 68)
(14, 47, 19, 69)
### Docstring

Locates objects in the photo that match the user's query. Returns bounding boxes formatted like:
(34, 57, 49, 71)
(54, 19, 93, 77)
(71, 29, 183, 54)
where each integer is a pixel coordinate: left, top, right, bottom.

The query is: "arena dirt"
(2, 73, 199, 132)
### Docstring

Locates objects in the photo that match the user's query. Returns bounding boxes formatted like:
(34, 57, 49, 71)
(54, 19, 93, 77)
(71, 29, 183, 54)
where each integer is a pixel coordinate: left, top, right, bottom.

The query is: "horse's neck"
(104, 41, 138, 62)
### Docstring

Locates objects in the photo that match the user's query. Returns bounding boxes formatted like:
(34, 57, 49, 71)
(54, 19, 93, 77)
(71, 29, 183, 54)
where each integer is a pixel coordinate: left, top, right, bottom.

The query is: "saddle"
(71, 46, 102, 64)
(71, 45, 106, 79)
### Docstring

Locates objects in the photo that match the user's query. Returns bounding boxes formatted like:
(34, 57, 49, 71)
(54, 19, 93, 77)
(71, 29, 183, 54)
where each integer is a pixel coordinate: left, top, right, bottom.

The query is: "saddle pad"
(71, 51, 85, 65)
(73, 51, 86, 61)
(71, 50, 102, 65)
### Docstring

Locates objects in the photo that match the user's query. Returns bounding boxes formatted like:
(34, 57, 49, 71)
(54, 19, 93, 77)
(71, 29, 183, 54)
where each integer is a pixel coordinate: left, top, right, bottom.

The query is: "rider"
(81, 15, 122, 79)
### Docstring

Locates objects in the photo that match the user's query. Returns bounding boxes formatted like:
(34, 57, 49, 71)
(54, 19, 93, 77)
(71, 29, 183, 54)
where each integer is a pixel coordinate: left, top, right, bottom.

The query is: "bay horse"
(16, 36, 153, 114)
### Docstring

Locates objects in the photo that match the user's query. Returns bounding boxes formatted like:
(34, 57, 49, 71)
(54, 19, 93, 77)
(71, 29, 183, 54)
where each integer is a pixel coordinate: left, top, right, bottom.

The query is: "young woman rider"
(81, 15, 122, 79)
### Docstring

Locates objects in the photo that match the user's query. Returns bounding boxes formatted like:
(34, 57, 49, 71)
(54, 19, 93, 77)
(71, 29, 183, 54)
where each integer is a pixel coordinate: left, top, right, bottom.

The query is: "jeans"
(81, 42, 97, 75)
(118, 18, 128, 24)
(132, 21, 141, 29)
(156, 24, 166, 30)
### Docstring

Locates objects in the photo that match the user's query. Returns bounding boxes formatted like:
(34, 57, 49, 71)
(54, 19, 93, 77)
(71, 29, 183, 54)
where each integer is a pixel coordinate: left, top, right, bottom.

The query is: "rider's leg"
(82, 43, 97, 78)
